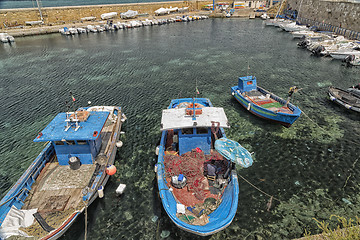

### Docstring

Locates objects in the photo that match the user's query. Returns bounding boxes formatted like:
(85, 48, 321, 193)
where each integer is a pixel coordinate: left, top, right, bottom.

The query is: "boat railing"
(257, 87, 299, 113)
(0, 142, 54, 225)
(257, 87, 286, 104)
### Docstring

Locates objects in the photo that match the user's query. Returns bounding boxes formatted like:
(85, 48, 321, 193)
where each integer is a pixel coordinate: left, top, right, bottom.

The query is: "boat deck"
(20, 161, 95, 238)
(244, 90, 293, 114)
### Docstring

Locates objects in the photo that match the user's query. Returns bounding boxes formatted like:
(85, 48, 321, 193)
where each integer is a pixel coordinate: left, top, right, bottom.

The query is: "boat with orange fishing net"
(155, 98, 253, 236)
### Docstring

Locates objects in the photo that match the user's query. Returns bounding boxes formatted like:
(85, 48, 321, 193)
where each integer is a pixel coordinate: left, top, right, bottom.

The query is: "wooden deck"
(245, 91, 293, 114)
(19, 111, 121, 239)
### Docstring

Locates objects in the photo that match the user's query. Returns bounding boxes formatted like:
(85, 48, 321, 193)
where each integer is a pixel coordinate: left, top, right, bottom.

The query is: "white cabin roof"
(161, 107, 230, 131)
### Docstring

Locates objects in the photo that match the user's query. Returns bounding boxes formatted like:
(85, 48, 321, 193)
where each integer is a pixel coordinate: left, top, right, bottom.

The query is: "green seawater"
(0, 19, 359, 240)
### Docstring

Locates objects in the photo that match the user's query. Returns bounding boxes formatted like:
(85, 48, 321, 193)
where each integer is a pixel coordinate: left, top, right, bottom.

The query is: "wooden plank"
(33, 212, 55, 232)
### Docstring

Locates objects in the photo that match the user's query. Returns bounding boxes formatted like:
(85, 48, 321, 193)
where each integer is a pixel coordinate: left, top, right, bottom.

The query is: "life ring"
(185, 103, 203, 115)
(93, 131, 98, 137)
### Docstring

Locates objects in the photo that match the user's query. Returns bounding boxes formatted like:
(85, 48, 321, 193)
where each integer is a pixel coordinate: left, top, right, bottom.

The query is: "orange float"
(185, 103, 203, 115)
(106, 164, 117, 175)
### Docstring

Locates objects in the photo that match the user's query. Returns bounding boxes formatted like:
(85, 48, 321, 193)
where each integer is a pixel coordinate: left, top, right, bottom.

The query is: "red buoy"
(106, 165, 116, 175)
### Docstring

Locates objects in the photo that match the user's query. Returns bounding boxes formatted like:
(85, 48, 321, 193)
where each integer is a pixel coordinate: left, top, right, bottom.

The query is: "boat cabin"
(161, 106, 230, 155)
(34, 110, 109, 165)
(238, 75, 257, 92)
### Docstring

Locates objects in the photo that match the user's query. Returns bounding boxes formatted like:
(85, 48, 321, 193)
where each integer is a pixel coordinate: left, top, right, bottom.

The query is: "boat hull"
(231, 86, 301, 127)
(0, 106, 125, 240)
(328, 87, 360, 113)
(156, 98, 239, 236)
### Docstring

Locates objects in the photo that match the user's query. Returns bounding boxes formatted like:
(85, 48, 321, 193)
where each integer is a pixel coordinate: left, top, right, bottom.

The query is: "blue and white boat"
(155, 98, 252, 236)
(0, 106, 126, 240)
(231, 76, 301, 127)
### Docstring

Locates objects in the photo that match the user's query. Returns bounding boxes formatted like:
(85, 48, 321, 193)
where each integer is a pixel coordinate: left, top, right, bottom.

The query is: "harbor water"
(0, 19, 360, 239)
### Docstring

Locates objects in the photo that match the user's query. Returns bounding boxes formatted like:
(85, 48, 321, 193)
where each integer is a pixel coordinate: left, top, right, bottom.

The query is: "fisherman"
(352, 83, 360, 90)
(285, 86, 300, 104)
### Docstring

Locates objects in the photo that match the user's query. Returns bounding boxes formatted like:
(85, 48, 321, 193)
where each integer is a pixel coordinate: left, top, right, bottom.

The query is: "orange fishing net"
(164, 149, 224, 201)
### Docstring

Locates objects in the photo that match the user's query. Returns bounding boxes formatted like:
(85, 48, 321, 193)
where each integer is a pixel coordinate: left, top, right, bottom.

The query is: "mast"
(35, 0, 44, 22)
(274, 0, 284, 20)
(296, 0, 304, 21)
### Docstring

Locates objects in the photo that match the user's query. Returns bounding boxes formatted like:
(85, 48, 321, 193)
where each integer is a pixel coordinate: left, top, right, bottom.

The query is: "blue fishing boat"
(156, 98, 252, 236)
(0, 106, 126, 240)
(231, 76, 301, 127)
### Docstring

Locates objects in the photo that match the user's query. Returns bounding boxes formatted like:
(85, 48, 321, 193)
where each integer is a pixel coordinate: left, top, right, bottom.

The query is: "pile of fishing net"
(164, 148, 228, 225)
(164, 148, 224, 201)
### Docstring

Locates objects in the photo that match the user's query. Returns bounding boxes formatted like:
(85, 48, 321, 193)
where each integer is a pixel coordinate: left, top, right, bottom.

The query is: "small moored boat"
(328, 86, 360, 112)
(0, 105, 126, 240)
(156, 98, 253, 236)
(231, 76, 301, 127)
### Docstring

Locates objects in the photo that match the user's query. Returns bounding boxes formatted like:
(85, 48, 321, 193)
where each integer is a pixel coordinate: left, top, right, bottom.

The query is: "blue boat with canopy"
(0, 106, 126, 240)
(231, 75, 302, 127)
(155, 98, 253, 236)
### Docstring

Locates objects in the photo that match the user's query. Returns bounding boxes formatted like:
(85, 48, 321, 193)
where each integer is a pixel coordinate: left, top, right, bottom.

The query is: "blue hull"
(0, 143, 54, 226)
(156, 98, 239, 236)
(231, 86, 301, 127)
(0, 106, 125, 240)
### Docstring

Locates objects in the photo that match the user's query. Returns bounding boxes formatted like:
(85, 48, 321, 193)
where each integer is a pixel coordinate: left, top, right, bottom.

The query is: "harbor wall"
(0, 1, 213, 29)
(287, 0, 360, 32)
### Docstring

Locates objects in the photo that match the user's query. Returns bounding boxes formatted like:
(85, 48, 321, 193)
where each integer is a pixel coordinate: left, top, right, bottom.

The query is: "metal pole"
(35, 0, 43, 22)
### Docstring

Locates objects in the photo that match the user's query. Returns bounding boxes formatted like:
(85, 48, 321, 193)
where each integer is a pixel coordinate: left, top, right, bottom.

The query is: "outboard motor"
(297, 39, 308, 48)
(343, 55, 355, 67)
(311, 45, 325, 57)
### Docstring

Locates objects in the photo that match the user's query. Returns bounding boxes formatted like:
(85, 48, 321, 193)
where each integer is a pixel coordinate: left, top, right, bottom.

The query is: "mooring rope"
(238, 174, 281, 203)
(300, 109, 328, 132)
(84, 201, 88, 240)
(299, 104, 360, 147)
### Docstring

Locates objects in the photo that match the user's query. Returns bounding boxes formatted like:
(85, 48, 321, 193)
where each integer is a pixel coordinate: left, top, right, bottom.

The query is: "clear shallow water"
(0, 19, 360, 240)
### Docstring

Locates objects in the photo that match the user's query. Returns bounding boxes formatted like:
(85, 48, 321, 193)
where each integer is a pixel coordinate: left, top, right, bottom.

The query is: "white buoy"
(154, 164, 158, 173)
(231, 92, 234, 96)
(345, 104, 351, 109)
(155, 146, 160, 156)
(88, 101, 92, 105)
(120, 131, 125, 134)
(116, 141, 123, 148)
(116, 183, 126, 195)
(247, 103, 251, 110)
(98, 186, 104, 198)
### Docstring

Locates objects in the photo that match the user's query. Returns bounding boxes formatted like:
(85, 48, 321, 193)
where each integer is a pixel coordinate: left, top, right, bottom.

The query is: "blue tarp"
(215, 138, 253, 168)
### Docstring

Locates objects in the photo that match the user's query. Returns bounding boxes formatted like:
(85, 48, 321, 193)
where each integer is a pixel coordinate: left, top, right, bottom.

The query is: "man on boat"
(286, 86, 299, 104)
(352, 83, 360, 90)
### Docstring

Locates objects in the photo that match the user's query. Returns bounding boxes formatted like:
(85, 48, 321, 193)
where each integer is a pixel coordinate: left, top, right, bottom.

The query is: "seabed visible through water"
(0, 18, 359, 240)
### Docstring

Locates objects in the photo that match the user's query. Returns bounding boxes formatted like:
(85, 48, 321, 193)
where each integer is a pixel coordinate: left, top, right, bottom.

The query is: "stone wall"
(287, 0, 360, 32)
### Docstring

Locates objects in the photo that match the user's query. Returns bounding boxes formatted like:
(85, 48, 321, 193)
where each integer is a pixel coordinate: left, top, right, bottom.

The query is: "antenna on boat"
(65, 100, 71, 131)
(64, 92, 80, 131)
(247, 62, 250, 76)
(69, 91, 76, 111)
